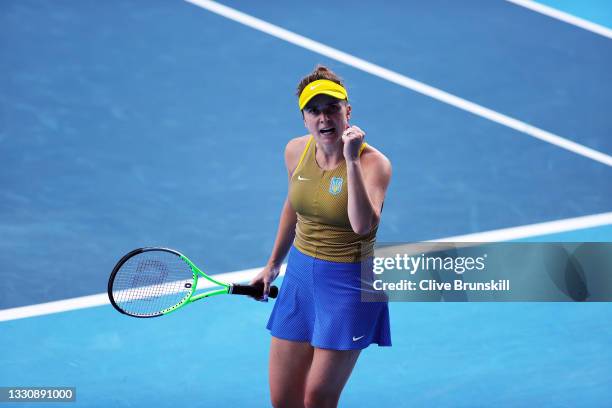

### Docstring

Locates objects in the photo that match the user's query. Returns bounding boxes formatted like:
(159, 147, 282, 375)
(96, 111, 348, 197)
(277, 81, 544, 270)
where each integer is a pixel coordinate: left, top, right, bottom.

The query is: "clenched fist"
(342, 125, 365, 162)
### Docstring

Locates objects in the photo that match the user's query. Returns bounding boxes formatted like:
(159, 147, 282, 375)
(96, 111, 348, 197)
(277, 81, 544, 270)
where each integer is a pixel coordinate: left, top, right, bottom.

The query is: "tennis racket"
(108, 247, 278, 318)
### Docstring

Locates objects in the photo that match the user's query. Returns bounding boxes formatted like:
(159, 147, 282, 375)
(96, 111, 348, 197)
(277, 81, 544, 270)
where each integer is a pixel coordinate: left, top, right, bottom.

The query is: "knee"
(271, 392, 303, 408)
(304, 386, 339, 408)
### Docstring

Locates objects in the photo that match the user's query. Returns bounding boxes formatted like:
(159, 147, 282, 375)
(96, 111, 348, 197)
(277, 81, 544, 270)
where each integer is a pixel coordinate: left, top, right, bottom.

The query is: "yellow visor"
(298, 79, 348, 110)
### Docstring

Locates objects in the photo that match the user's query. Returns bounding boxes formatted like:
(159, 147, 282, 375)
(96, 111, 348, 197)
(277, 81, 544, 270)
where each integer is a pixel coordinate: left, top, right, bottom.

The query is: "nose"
(318, 110, 332, 123)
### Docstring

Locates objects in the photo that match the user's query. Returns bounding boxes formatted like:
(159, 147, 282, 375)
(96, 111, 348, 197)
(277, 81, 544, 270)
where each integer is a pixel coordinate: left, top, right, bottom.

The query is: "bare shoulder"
(285, 135, 311, 174)
(360, 144, 392, 178)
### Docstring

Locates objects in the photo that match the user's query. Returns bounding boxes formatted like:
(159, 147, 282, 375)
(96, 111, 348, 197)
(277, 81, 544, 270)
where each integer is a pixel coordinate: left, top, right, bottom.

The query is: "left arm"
(343, 126, 392, 235)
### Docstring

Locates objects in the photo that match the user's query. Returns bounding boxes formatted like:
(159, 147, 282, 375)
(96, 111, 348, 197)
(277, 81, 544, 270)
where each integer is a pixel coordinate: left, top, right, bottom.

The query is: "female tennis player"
(250, 65, 392, 408)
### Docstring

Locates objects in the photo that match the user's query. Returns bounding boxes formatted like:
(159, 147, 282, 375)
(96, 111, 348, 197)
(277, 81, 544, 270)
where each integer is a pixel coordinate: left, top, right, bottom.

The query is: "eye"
(328, 104, 341, 113)
(306, 107, 320, 115)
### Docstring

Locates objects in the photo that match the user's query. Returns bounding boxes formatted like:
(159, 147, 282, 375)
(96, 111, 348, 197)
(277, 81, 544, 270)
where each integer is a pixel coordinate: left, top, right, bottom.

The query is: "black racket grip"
(231, 284, 278, 299)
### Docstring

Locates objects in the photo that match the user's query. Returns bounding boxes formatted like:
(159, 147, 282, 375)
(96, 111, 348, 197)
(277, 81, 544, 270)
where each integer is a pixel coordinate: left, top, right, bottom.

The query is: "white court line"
(435, 211, 612, 242)
(0, 266, 287, 322)
(1, 212, 611, 322)
(184, 0, 612, 167)
(506, 0, 612, 40)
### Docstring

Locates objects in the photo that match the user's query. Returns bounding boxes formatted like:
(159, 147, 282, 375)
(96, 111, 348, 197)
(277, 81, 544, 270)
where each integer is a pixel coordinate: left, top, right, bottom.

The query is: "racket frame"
(108, 247, 232, 317)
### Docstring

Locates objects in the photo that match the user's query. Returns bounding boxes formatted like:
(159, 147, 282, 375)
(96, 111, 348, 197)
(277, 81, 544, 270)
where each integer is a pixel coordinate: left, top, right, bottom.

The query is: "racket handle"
(230, 284, 278, 299)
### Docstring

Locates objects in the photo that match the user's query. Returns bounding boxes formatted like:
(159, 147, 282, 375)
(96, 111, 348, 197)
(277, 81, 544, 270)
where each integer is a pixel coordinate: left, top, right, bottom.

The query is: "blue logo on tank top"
(329, 177, 343, 195)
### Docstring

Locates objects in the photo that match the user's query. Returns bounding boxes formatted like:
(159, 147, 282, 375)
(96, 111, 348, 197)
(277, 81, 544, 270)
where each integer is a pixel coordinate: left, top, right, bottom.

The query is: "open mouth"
(320, 127, 335, 135)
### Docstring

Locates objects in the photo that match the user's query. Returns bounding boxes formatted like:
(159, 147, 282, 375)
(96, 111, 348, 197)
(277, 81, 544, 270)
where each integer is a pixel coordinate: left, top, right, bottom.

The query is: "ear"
(345, 104, 352, 121)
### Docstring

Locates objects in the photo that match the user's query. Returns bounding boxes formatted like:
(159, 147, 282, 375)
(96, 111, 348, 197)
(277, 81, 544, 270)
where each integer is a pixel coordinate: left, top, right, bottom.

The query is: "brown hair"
(296, 64, 346, 98)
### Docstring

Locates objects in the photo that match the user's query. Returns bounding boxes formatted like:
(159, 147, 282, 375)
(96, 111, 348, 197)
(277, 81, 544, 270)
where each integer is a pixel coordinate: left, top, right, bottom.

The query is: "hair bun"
(296, 65, 345, 98)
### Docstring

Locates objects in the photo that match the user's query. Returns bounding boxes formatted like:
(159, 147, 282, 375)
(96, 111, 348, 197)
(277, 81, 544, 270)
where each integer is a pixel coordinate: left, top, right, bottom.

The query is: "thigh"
(269, 337, 314, 408)
(304, 348, 361, 408)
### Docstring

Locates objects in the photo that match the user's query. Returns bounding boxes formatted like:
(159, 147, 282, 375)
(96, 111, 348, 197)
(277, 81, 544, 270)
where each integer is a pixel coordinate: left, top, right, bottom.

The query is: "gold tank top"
(289, 136, 377, 263)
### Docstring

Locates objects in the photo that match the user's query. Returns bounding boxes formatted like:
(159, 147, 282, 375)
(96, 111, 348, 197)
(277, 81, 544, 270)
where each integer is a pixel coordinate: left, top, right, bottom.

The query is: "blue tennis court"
(1, 1, 611, 406)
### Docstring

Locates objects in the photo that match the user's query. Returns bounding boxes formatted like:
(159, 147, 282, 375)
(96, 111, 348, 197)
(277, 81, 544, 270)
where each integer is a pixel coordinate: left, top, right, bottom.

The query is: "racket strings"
(111, 251, 194, 316)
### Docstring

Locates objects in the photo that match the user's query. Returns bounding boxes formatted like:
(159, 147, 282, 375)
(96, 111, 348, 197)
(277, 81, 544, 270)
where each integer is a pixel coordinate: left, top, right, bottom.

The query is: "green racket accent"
(108, 247, 278, 318)
(160, 255, 230, 316)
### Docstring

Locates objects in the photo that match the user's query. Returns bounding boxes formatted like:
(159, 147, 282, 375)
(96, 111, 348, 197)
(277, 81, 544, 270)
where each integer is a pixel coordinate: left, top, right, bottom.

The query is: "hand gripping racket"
(108, 247, 278, 318)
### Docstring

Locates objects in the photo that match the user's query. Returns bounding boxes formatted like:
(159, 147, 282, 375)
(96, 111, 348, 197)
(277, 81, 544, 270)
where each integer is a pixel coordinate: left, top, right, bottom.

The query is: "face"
(302, 94, 351, 145)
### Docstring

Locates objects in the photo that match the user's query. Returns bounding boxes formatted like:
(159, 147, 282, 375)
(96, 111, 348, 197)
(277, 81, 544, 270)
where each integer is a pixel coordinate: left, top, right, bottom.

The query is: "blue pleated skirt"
(267, 246, 391, 350)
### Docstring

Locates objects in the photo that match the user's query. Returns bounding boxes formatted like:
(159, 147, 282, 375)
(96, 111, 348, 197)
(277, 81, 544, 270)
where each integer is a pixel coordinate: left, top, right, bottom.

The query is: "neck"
(315, 140, 344, 169)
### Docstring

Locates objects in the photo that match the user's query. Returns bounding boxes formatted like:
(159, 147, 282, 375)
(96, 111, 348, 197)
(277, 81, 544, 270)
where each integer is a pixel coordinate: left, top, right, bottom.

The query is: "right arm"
(264, 198, 297, 273)
(250, 136, 308, 299)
